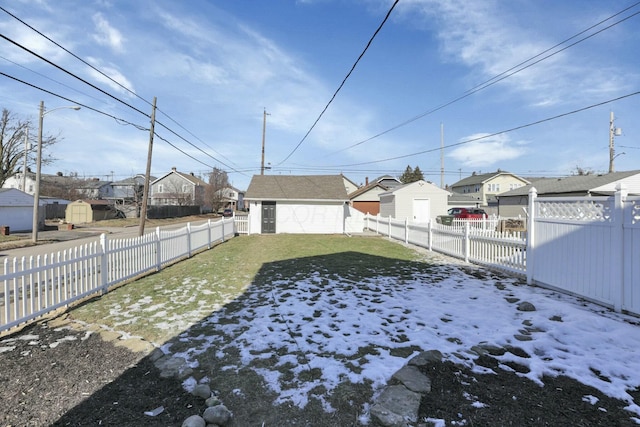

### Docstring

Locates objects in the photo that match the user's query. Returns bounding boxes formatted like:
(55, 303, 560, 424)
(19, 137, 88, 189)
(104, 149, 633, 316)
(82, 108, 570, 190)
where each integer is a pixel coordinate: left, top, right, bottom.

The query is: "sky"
(0, 0, 639, 191)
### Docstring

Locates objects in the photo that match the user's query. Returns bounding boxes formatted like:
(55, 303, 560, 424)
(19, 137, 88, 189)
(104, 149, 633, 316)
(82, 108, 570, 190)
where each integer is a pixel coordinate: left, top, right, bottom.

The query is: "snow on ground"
(157, 254, 640, 418)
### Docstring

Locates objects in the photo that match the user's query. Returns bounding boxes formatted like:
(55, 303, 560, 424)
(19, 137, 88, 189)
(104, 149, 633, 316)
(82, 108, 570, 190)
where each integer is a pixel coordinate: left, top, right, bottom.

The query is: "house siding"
(0, 189, 34, 232)
(379, 181, 449, 221)
(248, 200, 345, 234)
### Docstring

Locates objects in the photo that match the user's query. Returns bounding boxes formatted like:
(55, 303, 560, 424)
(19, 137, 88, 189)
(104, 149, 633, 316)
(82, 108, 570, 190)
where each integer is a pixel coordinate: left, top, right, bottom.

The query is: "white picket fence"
(365, 215, 527, 276)
(365, 185, 640, 316)
(1, 218, 236, 334)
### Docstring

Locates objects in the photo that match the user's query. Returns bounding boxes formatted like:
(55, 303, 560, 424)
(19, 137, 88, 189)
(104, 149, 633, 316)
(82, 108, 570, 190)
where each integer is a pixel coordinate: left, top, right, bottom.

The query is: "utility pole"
(609, 111, 622, 173)
(139, 97, 157, 237)
(22, 127, 29, 192)
(261, 108, 270, 175)
(440, 123, 444, 188)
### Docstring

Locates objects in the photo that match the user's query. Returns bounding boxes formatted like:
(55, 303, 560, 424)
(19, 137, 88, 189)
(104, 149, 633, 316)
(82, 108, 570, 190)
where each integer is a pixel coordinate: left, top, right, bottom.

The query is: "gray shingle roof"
(497, 170, 640, 197)
(245, 175, 348, 201)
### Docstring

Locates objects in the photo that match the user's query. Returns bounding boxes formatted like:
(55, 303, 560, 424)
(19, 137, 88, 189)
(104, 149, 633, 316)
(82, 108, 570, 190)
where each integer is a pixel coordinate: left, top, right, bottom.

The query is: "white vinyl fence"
(1, 218, 236, 334)
(365, 185, 640, 316)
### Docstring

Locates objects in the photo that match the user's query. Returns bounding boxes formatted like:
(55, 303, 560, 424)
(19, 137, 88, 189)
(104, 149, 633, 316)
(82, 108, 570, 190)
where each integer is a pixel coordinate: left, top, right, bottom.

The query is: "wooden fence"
(1, 218, 236, 334)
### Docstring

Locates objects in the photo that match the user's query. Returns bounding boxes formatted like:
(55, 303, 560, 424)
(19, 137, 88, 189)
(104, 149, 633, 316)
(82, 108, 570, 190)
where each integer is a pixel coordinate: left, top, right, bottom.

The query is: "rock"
(517, 301, 536, 311)
(193, 384, 212, 399)
(370, 385, 421, 427)
(154, 355, 188, 378)
(182, 414, 206, 427)
(202, 404, 232, 426)
(408, 349, 442, 367)
(392, 365, 431, 393)
(205, 396, 222, 407)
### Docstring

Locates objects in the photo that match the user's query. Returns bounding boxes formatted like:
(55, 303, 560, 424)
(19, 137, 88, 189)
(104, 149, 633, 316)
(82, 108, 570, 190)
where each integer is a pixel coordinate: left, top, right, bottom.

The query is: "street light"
(32, 101, 81, 243)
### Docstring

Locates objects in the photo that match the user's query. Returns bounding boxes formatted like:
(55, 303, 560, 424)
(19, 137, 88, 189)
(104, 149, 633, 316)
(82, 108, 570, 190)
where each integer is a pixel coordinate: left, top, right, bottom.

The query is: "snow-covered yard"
(144, 251, 640, 423)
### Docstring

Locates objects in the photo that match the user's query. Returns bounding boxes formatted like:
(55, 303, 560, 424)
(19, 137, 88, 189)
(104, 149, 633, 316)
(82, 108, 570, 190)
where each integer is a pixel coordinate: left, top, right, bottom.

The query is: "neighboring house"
(217, 186, 245, 211)
(110, 174, 151, 218)
(496, 170, 640, 217)
(150, 167, 206, 207)
(450, 170, 529, 207)
(0, 188, 35, 232)
(244, 174, 349, 234)
(348, 181, 390, 215)
(74, 178, 114, 199)
(341, 174, 359, 195)
(379, 180, 449, 223)
(447, 192, 482, 209)
(2, 170, 36, 194)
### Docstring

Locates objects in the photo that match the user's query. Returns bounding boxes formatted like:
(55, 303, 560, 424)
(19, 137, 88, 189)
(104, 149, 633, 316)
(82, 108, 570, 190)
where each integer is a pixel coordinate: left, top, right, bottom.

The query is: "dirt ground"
(1, 319, 639, 427)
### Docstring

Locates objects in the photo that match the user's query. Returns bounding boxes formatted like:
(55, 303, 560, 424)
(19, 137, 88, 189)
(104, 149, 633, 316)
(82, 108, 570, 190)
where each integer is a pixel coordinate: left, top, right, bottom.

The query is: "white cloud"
(92, 13, 124, 52)
(448, 133, 527, 168)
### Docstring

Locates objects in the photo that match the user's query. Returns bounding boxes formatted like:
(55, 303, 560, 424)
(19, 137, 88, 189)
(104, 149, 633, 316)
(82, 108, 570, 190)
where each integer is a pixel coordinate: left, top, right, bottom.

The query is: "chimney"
(171, 167, 177, 172)
(365, 177, 369, 185)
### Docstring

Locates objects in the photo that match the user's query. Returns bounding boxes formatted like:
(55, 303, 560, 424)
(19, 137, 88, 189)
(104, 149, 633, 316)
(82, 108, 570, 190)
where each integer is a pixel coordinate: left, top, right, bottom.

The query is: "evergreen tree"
(399, 165, 414, 183)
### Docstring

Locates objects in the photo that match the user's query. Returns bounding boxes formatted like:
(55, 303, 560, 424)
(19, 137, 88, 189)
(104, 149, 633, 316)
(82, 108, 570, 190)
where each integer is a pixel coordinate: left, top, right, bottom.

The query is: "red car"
(448, 207, 487, 219)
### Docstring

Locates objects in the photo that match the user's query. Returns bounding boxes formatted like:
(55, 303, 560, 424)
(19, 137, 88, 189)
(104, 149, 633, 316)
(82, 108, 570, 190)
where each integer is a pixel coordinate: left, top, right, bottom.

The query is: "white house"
(244, 175, 349, 234)
(0, 188, 36, 232)
(150, 167, 207, 206)
(379, 180, 449, 223)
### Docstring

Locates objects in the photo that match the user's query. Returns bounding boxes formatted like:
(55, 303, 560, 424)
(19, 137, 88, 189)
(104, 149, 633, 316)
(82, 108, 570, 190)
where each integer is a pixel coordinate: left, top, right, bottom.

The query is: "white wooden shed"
(379, 180, 449, 223)
(244, 175, 349, 234)
(0, 188, 36, 232)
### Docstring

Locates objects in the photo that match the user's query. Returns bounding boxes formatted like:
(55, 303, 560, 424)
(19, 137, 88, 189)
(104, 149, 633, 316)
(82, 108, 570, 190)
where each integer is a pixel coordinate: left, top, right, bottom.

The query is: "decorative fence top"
(536, 198, 612, 222)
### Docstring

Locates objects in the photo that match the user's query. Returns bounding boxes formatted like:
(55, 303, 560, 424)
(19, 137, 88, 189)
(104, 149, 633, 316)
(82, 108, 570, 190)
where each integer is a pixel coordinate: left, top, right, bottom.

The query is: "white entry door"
(412, 199, 430, 223)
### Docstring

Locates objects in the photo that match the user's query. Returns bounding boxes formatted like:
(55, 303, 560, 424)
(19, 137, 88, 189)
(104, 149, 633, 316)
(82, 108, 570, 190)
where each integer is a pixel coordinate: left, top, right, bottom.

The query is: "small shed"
(0, 188, 36, 232)
(244, 175, 349, 234)
(65, 200, 117, 224)
(379, 180, 449, 223)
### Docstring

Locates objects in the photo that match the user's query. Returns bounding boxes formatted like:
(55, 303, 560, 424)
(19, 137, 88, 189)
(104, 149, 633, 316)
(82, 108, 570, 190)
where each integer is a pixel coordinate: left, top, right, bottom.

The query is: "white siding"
(276, 201, 344, 234)
(380, 181, 449, 220)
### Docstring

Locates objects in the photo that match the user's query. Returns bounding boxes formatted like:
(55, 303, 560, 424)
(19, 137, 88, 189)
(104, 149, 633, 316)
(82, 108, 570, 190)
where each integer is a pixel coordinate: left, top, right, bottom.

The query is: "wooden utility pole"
(261, 108, 269, 175)
(22, 127, 29, 191)
(139, 97, 157, 236)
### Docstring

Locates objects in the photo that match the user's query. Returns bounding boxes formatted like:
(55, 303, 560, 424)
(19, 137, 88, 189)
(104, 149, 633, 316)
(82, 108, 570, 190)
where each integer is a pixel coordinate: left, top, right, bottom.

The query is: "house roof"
(451, 171, 529, 187)
(245, 175, 348, 201)
(348, 181, 389, 199)
(152, 169, 207, 186)
(379, 179, 448, 195)
(497, 170, 640, 197)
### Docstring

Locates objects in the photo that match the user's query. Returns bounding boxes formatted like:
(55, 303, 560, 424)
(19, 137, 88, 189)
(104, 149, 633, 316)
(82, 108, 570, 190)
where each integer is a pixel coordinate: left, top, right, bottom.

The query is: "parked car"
(437, 207, 487, 225)
(222, 208, 234, 217)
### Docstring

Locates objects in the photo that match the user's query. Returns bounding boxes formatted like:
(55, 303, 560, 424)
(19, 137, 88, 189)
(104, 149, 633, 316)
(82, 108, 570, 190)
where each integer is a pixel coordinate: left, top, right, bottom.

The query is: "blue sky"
(1, 0, 639, 191)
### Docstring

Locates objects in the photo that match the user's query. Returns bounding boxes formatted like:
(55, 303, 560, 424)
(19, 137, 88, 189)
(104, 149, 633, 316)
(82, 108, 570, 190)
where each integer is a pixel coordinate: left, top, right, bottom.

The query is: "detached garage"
(244, 175, 349, 234)
(379, 180, 449, 223)
(0, 188, 35, 233)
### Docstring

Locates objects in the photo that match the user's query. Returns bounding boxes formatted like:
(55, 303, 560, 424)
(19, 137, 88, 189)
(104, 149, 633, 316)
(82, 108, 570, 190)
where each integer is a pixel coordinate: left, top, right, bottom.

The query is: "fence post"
(186, 223, 192, 257)
(526, 187, 537, 285)
(405, 218, 409, 244)
(375, 214, 380, 234)
(612, 184, 627, 312)
(155, 227, 162, 271)
(388, 216, 391, 238)
(207, 219, 212, 248)
(463, 221, 470, 262)
(428, 219, 433, 251)
(99, 234, 108, 293)
(221, 218, 226, 242)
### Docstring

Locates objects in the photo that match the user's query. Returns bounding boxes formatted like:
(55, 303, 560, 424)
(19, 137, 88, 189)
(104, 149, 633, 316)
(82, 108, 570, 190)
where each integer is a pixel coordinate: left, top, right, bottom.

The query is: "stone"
(205, 396, 222, 407)
(193, 384, 212, 399)
(517, 301, 536, 312)
(392, 365, 431, 393)
(370, 385, 421, 427)
(407, 349, 442, 367)
(182, 414, 206, 427)
(203, 404, 232, 426)
(154, 355, 188, 378)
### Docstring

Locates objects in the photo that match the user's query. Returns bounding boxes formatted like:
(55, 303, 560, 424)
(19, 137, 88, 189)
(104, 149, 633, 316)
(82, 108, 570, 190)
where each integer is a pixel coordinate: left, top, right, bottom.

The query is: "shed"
(65, 200, 118, 224)
(244, 175, 349, 234)
(379, 180, 449, 223)
(0, 188, 36, 232)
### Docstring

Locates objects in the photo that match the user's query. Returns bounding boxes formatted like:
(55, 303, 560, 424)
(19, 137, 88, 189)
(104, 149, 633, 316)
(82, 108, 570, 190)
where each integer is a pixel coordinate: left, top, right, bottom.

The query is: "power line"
(325, 3, 640, 156)
(321, 90, 640, 168)
(275, 0, 400, 166)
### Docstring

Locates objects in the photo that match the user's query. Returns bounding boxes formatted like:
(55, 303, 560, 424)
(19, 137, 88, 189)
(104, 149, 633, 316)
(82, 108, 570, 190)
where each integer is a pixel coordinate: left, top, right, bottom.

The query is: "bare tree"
(0, 108, 59, 188)
(205, 167, 230, 212)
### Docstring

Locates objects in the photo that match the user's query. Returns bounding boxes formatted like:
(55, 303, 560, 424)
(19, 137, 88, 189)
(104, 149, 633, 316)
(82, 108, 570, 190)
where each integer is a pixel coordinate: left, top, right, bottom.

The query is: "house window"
(158, 184, 164, 193)
(487, 183, 500, 192)
(509, 183, 521, 190)
(182, 184, 189, 192)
